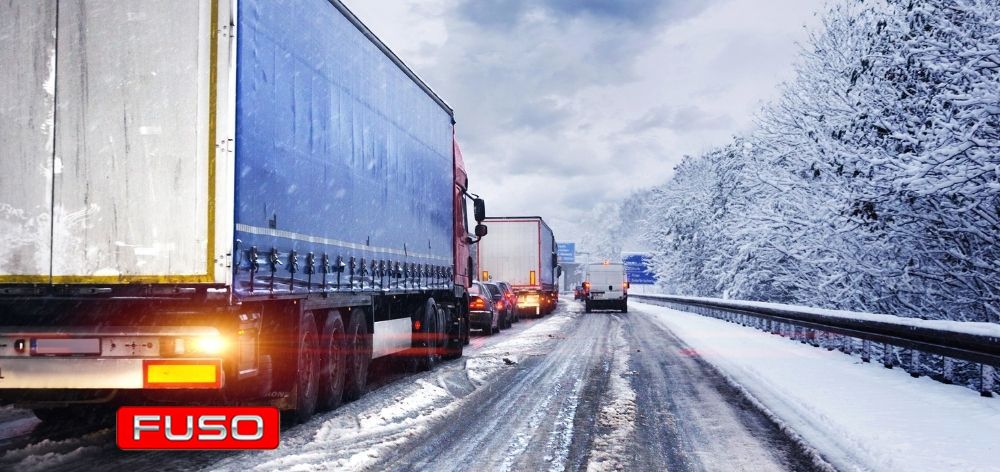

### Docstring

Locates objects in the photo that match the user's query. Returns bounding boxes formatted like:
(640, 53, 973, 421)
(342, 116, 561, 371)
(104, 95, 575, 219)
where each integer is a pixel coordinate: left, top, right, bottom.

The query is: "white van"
(583, 262, 628, 313)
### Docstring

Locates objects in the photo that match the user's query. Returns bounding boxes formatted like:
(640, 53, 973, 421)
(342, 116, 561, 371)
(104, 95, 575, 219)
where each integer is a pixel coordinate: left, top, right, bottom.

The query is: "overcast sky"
(344, 0, 826, 242)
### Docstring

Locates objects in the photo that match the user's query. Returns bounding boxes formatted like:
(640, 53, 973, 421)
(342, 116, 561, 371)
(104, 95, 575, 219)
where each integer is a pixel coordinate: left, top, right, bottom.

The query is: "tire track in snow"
(386, 304, 609, 472)
(209, 306, 581, 471)
(624, 306, 814, 471)
(585, 322, 637, 472)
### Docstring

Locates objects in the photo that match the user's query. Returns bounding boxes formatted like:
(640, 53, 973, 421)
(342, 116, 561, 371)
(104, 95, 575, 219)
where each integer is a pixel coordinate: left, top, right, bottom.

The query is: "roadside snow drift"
(638, 302, 1000, 472)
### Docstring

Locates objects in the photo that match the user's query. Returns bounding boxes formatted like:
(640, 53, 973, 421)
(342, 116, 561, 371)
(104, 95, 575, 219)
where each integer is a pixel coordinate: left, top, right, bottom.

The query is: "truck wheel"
(463, 311, 471, 345)
(415, 298, 442, 371)
(343, 308, 371, 401)
(621, 301, 628, 313)
(318, 311, 347, 411)
(443, 306, 464, 360)
(585, 301, 592, 313)
(291, 311, 320, 423)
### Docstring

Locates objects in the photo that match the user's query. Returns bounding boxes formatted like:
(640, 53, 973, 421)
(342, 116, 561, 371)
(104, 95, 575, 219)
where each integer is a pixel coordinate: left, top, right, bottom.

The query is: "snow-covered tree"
(641, 0, 1000, 322)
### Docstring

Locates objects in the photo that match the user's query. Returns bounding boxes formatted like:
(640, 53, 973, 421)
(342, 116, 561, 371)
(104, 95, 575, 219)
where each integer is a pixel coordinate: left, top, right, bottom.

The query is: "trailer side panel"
(232, 0, 455, 296)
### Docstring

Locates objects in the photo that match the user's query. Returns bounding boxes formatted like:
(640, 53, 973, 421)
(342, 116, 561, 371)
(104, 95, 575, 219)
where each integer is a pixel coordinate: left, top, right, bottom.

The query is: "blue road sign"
(557, 242, 576, 264)
(623, 253, 656, 285)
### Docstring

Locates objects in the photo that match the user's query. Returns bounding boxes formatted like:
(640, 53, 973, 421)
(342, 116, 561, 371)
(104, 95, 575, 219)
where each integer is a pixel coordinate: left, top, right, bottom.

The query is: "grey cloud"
(457, 0, 713, 29)
(506, 97, 574, 131)
(627, 105, 734, 133)
(346, 0, 824, 240)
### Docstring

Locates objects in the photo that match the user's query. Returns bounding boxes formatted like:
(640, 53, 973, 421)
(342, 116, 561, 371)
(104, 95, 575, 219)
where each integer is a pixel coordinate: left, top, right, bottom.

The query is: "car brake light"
(469, 296, 487, 310)
(497, 300, 505, 310)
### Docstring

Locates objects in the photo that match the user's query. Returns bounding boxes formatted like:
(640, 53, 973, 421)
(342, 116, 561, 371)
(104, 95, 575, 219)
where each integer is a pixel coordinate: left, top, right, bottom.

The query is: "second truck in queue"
(476, 217, 561, 316)
(0, 0, 486, 423)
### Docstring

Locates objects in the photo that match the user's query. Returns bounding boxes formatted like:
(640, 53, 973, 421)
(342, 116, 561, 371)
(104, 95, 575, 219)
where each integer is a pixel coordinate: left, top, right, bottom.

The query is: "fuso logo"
(117, 406, 280, 450)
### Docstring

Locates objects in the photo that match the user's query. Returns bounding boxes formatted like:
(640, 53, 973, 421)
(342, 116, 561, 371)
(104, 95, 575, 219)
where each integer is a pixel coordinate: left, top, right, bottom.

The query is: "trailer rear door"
(479, 219, 541, 287)
(0, 0, 224, 284)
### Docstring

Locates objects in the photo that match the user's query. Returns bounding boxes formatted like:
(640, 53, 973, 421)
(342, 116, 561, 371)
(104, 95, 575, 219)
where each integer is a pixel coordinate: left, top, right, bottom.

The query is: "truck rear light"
(193, 336, 227, 355)
(481, 271, 489, 281)
(162, 336, 229, 357)
(143, 360, 221, 389)
(469, 296, 487, 310)
(529, 271, 536, 285)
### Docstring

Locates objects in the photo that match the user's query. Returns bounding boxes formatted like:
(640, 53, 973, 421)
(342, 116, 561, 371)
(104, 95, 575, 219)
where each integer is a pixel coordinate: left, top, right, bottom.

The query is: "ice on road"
(213, 301, 811, 471)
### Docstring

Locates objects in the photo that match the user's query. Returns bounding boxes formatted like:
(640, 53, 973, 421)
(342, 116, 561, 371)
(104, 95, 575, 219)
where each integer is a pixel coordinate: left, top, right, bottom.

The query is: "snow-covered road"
(0, 301, 814, 471)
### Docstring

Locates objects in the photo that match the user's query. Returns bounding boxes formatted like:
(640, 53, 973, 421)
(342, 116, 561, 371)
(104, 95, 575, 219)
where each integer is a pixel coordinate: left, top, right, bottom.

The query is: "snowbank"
(644, 295, 1000, 339)
(638, 302, 1000, 472)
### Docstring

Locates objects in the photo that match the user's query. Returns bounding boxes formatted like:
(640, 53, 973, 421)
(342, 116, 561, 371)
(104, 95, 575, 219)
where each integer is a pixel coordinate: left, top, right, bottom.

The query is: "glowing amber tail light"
(469, 296, 487, 310)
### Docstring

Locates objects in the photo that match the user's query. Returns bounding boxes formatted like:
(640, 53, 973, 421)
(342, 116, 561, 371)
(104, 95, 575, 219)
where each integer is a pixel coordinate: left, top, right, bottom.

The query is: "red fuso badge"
(117, 406, 280, 450)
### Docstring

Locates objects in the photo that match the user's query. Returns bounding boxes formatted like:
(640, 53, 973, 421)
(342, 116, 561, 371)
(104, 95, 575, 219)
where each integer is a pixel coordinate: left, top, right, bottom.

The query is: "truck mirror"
(473, 198, 486, 222)
(475, 224, 488, 238)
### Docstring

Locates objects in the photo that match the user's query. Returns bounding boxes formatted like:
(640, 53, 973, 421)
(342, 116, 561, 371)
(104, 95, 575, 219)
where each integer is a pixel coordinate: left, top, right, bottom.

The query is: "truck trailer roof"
(328, 0, 454, 120)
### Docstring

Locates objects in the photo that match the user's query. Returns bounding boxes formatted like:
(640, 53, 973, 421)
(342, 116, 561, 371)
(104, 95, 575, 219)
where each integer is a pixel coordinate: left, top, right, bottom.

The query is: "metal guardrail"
(631, 294, 999, 397)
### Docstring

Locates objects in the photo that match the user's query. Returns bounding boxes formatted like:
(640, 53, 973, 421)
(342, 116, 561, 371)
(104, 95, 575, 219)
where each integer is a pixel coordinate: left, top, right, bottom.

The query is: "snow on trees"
(643, 0, 1000, 322)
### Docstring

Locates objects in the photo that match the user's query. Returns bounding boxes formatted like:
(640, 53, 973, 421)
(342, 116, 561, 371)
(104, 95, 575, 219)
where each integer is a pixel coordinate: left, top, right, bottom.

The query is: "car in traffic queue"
(498, 282, 520, 323)
(482, 282, 514, 329)
(469, 282, 501, 335)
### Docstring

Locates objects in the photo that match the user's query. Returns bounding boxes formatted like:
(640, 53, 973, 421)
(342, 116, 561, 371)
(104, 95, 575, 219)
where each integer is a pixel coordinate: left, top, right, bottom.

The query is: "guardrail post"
(942, 357, 954, 384)
(862, 340, 871, 363)
(822, 331, 834, 350)
(883, 344, 894, 369)
(981, 365, 995, 397)
(909, 350, 921, 378)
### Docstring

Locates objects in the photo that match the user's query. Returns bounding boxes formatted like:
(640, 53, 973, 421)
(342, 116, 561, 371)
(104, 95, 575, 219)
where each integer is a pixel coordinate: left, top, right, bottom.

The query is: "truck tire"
(415, 298, 443, 371)
(462, 311, 471, 345)
(343, 308, 371, 401)
(318, 311, 347, 411)
(585, 301, 592, 313)
(291, 311, 320, 423)
(443, 306, 464, 360)
(621, 301, 628, 313)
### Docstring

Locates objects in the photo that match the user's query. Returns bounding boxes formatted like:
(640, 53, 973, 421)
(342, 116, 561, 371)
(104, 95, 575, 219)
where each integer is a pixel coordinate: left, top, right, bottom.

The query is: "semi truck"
(0, 0, 487, 423)
(477, 217, 560, 316)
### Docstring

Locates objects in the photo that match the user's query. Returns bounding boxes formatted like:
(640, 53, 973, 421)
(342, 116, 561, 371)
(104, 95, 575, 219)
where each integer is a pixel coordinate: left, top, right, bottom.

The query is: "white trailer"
(477, 217, 560, 316)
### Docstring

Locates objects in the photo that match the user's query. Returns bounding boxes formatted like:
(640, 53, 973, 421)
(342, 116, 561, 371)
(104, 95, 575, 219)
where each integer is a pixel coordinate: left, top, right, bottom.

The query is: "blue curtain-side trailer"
(0, 0, 486, 423)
